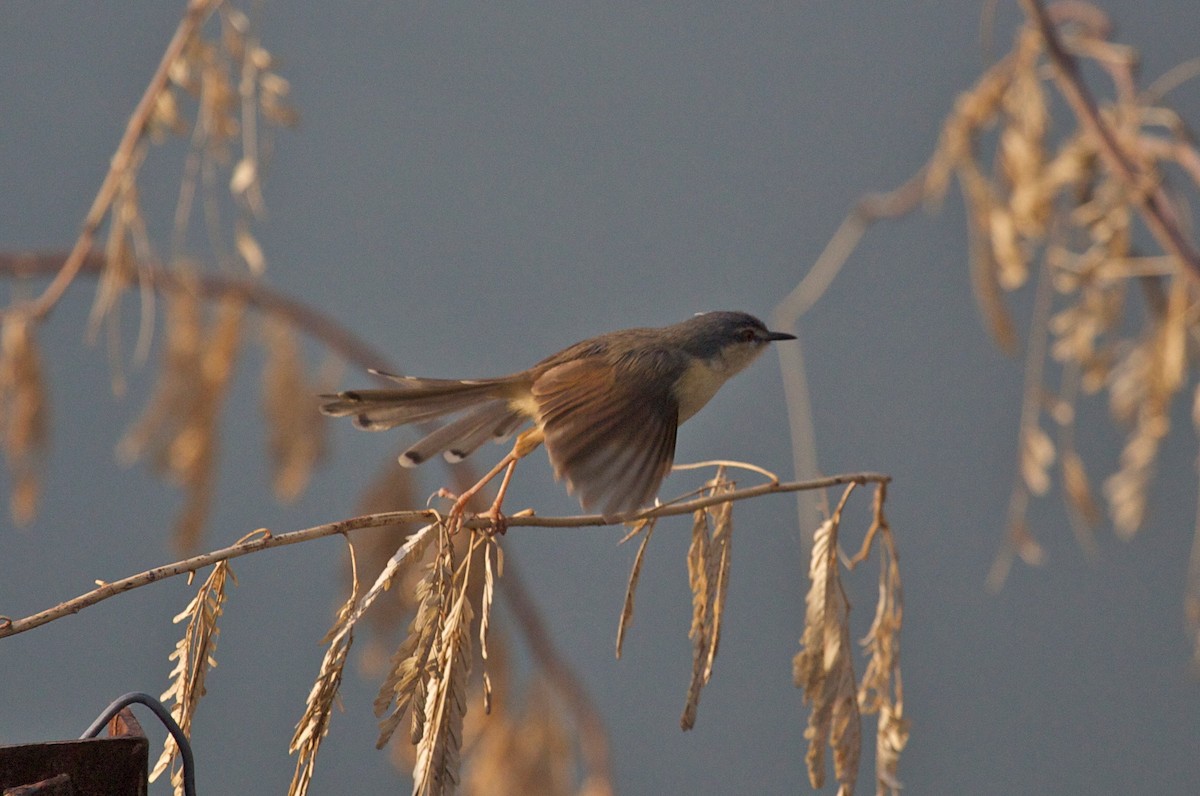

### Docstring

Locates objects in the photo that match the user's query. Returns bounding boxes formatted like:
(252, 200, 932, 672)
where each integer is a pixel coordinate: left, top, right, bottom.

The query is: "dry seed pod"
(0, 316, 47, 525)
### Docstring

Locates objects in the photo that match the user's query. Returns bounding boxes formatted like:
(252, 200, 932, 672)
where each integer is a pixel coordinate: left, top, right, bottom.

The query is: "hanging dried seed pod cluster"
(0, 1, 297, 547)
(0, 316, 47, 525)
(680, 468, 736, 731)
(79, 1, 296, 368)
(260, 316, 329, 502)
(151, 545, 247, 796)
(794, 482, 904, 796)
(117, 287, 245, 551)
(923, 4, 1200, 582)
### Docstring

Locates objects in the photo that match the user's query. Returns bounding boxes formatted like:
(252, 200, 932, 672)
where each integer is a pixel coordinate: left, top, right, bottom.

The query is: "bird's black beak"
(766, 330, 797, 341)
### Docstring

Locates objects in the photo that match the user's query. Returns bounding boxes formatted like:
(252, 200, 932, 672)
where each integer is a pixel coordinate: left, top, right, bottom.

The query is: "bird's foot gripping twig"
(443, 427, 545, 535)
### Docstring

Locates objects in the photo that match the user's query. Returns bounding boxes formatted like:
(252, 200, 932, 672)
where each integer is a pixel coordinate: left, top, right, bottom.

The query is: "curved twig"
(0, 472, 889, 640)
(1, 251, 394, 372)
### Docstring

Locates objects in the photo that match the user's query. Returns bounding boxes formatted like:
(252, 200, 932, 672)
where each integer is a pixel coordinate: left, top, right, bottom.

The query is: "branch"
(774, 167, 929, 327)
(0, 472, 889, 640)
(1020, 0, 1200, 281)
(14, 0, 222, 322)
(0, 251, 394, 374)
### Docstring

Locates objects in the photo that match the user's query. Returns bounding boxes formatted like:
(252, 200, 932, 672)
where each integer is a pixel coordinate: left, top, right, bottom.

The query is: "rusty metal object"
(0, 707, 148, 796)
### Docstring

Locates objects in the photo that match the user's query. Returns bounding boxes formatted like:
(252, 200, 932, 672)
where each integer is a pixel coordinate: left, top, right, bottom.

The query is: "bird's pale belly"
(674, 358, 733, 423)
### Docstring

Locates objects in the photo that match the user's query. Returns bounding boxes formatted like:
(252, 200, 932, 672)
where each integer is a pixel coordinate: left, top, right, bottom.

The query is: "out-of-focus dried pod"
(925, 55, 1014, 205)
(119, 288, 245, 550)
(260, 317, 326, 502)
(1062, 450, 1102, 527)
(1104, 422, 1164, 539)
(1001, 29, 1050, 235)
(1010, 517, 1046, 567)
(260, 71, 289, 97)
(462, 678, 578, 796)
(989, 207, 1029, 289)
(250, 45, 274, 71)
(1020, 425, 1056, 496)
(235, 221, 266, 273)
(1155, 276, 1189, 397)
(230, 158, 257, 197)
(150, 88, 187, 143)
(1107, 345, 1147, 423)
(0, 316, 48, 525)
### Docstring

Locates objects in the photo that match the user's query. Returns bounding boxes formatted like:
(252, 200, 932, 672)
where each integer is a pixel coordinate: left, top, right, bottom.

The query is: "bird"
(320, 311, 795, 519)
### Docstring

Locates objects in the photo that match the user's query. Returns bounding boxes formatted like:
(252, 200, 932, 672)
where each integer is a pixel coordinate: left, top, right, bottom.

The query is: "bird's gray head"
(671, 311, 796, 361)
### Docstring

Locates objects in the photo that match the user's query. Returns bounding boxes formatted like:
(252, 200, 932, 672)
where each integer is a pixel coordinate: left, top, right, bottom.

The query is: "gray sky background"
(3, 2, 1200, 793)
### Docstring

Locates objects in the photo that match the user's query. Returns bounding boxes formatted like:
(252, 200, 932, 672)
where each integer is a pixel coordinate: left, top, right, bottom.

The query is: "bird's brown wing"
(532, 352, 682, 518)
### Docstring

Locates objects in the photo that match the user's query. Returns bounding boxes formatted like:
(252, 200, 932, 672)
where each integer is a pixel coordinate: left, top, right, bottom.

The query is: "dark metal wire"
(80, 691, 196, 796)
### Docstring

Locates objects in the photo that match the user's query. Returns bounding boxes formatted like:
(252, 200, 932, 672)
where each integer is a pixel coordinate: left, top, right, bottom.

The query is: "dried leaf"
(152, 558, 237, 794)
(289, 542, 360, 796)
(615, 518, 656, 659)
(375, 544, 452, 750)
(856, 486, 908, 795)
(680, 469, 734, 731)
(412, 535, 480, 796)
(479, 536, 499, 714)
(290, 524, 438, 796)
(795, 485, 862, 794)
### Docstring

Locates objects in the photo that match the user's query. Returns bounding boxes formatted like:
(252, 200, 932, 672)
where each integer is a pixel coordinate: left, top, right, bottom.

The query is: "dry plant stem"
(847, 481, 889, 568)
(615, 518, 656, 659)
(14, 0, 220, 323)
(0, 472, 890, 640)
(774, 167, 930, 327)
(0, 252, 393, 375)
(1020, 0, 1200, 280)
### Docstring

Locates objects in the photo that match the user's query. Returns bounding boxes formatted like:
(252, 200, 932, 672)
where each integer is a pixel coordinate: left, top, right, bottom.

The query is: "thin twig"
(1019, 0, 1200, 281)
(0, 251, 393, 373)
(774, 167, 930, 329)
(0, 472, 890, 640)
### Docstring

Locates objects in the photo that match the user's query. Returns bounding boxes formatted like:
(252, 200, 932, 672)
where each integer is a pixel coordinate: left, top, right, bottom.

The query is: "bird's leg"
(447, 454, 514, 520)
(448, 427, 545, 533)
(482, 457, 521, 535)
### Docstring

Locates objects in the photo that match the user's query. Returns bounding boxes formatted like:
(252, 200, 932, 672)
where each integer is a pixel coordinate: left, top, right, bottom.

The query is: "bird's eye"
(740, 328, 758, 342)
